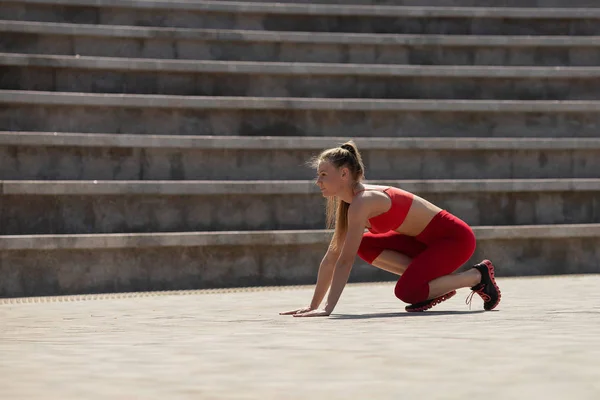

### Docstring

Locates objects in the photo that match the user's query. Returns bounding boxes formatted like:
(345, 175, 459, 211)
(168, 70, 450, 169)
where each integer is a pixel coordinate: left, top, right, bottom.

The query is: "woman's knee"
(461, 226, 477, 255)
(453, 223, 477, 263)
(394, 278, 428, 304)
(451, 229, 477, 269)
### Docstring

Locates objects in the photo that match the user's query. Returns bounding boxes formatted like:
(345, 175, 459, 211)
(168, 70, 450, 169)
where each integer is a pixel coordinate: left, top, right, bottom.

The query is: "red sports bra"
(354, 186, 414, 234)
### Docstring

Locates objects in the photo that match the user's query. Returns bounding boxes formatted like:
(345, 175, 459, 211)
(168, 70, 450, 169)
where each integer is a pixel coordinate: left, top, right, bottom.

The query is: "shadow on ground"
(330, 310, 487, 320)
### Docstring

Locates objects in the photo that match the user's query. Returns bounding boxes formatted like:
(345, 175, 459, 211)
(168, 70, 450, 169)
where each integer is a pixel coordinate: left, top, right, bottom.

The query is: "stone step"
(1, 179, 599, 235)
(2, 90, 600, 137)
(336, 1, 600, 5)
(5, 53, 600, 100)
(1, 224, 598, 297)
(3, 0, 600, 35)
(2, 132, 600, 181)
(3, 21, 600, 66)
(218, 0, 600, 6)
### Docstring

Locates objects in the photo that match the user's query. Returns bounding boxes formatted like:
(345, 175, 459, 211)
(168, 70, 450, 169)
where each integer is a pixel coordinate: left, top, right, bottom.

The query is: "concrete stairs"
(3, 20, 600, 66)
(0, 0, 599, 297)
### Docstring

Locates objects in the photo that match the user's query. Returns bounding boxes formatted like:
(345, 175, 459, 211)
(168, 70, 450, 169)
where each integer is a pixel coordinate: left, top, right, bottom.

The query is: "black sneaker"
(405, 290, 457, 312)
(466, 259, 501, 311)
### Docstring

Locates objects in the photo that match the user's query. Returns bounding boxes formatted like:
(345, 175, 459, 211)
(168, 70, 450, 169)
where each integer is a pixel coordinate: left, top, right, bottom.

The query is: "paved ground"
(0, 275, 599, 400)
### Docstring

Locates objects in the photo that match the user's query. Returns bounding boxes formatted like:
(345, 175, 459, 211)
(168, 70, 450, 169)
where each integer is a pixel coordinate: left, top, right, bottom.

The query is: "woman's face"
(316, 160, 345, 197)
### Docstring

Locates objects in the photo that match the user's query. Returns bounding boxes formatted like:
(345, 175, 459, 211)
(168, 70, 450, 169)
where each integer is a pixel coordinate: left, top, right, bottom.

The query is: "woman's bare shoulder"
(354, 184, 389, 195)
(351, 186, 390, 212)
(362, 183, 389, 190)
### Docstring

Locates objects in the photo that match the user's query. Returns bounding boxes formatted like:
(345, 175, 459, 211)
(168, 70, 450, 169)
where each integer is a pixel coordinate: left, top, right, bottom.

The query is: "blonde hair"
(308, 140, 366, 252)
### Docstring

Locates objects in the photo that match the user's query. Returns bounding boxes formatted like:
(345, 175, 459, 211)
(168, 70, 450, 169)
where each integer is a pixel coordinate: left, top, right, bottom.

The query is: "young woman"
(280, 140, 501, 317)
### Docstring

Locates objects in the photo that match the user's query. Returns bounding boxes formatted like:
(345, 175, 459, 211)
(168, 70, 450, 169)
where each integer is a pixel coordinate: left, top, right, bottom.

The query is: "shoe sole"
(482, 259, 502, 311)
(405, 290, 457, 313)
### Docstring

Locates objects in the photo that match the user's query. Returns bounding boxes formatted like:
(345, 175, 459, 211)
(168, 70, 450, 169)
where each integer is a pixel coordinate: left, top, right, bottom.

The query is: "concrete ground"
(0, 275, 599, 400)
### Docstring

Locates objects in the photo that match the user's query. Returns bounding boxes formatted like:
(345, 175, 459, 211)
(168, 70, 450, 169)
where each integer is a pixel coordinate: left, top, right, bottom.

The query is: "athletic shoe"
(405, 290, 457, 312)
(466, 259, 501, 311)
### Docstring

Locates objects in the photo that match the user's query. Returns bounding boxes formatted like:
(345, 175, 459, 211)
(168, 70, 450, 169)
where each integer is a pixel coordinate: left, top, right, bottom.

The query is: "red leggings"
(357, 210, 476, 304)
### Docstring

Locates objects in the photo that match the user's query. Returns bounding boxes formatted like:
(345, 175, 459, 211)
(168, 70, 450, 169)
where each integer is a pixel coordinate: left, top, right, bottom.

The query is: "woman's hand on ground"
(292, 309, 331, 317)
(279, 306, 314, 315)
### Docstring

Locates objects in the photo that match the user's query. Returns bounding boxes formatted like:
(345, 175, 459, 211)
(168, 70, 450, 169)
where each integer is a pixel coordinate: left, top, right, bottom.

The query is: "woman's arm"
(309, 247, 339, 309)
(296, 201, 369, 317)
(280, 239, 339, 315)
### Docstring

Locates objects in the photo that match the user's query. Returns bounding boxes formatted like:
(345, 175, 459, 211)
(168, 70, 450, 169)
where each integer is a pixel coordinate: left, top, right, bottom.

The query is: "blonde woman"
(280, 140, 501, 317)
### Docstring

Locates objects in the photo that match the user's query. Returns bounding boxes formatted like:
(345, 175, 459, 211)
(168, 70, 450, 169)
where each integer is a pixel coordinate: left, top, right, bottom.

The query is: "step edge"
(7, 0, 600, 18)
(2, 132, 600, 150)
(4, 90, 600, 112)
(0, 224, 597, 250)
(3, 179, 600, 195)
(2, 20, 599, 47)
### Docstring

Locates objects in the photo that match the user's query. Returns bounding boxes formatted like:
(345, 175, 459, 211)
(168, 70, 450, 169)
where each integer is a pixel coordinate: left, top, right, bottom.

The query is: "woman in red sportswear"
(280, 140, 501, 317)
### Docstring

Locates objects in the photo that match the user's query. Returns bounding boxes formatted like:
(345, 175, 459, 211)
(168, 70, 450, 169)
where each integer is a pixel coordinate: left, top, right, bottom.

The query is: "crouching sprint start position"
(280, 140, 501, 317)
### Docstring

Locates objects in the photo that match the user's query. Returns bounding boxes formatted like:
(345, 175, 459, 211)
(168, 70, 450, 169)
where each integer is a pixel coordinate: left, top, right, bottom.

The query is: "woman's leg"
(427, 269, 481, 299)
(367, 247, 477, 300)
(394, 236, 476, 304)
(357, 231, 426, 276)
(358, 217, 492, 307)
(394, 210, 478, 304)
(371, 250, 412, 276)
